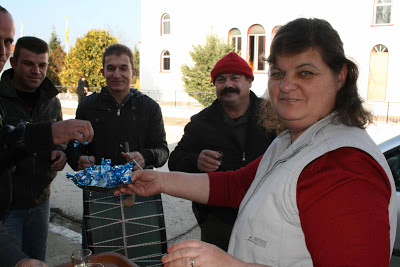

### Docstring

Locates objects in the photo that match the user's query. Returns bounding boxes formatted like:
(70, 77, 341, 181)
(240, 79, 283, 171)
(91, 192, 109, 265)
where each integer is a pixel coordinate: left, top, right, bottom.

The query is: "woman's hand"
(115, 170, 162, 197)
(161, 240, 241, 267)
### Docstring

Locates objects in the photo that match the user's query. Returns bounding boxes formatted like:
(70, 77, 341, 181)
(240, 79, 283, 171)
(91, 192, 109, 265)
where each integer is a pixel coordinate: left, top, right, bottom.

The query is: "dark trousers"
(198, 213, 233, 251)
(78, 94, 86, 103)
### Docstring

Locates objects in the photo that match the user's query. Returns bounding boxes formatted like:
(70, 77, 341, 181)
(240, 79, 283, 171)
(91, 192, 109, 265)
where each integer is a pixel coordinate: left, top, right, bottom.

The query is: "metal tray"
(77, 184, 122, 193)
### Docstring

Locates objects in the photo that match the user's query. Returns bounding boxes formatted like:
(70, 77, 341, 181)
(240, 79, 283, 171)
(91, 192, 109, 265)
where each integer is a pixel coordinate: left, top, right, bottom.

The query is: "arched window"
(367, 44, 389, 101)
(228, 28, 241, 55)
(162, 13, 171, 35)
(271, 25, 281, 40)
(248, 24, 266, 71)
(161, 50, 170, 71)
(374, 0, 392, 25)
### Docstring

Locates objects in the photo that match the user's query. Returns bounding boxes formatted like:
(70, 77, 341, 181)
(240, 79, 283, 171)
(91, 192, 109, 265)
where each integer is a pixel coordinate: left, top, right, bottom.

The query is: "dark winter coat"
(66, 86, 169, 170)
(168, 91, 276, 226)
(77, 79, 89, 99)
(0, 69, 63, 209)
(0, 94, 54, 266)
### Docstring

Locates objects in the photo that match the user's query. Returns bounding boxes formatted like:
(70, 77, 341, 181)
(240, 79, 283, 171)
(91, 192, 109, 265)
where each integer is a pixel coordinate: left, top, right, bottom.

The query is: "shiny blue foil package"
(66, 158, 133, 189)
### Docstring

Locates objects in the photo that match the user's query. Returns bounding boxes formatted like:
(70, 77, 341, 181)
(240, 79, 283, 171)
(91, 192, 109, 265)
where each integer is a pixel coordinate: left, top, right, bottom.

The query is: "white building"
(140, 0, 399, 116)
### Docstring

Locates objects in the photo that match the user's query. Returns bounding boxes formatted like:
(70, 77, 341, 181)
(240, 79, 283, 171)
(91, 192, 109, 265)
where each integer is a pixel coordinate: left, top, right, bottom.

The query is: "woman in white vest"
(116, 18, 396, 266)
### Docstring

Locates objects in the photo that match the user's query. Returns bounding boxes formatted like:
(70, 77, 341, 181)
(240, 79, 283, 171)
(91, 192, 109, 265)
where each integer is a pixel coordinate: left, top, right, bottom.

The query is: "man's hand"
(15, 259, 48, 267)
(121, 151, 145, 170)
(197, 150, 222, 172)
(50, 150, 67, 171)
(51, 119, 93, 145)
(77, 155, 95, 170)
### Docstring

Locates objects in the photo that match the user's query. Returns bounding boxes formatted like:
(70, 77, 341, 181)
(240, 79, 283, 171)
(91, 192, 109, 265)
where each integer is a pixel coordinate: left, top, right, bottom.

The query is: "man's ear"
(100, 69, 104, 77)
(132, 68, 137, 78)
(10, 57, 16, 68)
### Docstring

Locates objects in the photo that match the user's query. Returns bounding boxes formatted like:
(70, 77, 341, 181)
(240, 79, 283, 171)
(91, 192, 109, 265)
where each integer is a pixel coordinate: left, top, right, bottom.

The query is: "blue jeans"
(2, 199, 50, 261)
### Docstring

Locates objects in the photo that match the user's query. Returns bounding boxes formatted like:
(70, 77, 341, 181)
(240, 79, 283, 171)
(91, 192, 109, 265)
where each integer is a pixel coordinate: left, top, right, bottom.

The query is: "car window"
(385, 148, 400, 190)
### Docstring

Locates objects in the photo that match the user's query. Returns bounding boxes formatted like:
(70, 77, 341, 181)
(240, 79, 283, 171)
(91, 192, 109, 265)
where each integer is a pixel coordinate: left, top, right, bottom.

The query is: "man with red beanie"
(168, 52, 276, 250)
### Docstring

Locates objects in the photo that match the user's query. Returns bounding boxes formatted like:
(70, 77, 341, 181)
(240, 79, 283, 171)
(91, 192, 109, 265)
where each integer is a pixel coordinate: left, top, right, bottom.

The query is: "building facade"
(140, 0, 399, 115)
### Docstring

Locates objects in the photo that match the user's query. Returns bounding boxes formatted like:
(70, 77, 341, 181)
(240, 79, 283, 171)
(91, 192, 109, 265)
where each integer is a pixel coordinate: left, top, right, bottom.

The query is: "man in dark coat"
(168, 52, 276, 251)
(0, 6, 94, 267)
(1, 36, 66, 262)
(66, 44, 169, 261)
(77, 75, 89, 102)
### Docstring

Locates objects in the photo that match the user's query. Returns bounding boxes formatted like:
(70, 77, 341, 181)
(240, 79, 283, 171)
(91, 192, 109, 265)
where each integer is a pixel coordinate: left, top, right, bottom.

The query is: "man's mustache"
(220, 87, 240, 95)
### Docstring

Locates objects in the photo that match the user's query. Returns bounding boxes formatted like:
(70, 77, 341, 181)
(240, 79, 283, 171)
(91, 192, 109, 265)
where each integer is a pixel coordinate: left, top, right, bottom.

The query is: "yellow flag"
(65, 16, 69, 44)
(65, 16, 69, 54)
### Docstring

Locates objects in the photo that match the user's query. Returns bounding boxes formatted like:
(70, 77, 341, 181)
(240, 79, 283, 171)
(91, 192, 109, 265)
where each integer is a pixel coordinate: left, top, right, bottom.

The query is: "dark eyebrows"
(269, 63, 319, 71)
(296, 63, 319, 70)
(22, 60, 47, 66)
(269, 65, 281, 71)
(105, 64, 129, 68)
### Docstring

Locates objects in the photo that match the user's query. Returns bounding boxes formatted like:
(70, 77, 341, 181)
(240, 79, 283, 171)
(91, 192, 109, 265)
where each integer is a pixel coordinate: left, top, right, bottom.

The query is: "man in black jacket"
(77, 75, 88, 102)
(168, 52, 276, 251)
(0, 6, 94, 267)
(66, 44, 169, 257)
(66, 43, 168, 175)
(1, 36, 66, 262)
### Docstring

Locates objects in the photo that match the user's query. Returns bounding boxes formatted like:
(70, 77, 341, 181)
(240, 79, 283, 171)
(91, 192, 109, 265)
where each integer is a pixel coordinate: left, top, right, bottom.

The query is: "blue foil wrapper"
(73, 139, 89, 147)
(67, 158, 133, 189)
(73, 133, 89, 147)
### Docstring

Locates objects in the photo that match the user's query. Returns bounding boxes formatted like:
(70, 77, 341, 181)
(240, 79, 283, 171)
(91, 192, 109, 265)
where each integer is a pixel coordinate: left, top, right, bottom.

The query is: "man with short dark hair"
(67, 43, 168, 172)
(0, 6, 93, 267)
(168, 52, 276, 251)
(66, 43, 169, 261)
(0, 36, 66, 262)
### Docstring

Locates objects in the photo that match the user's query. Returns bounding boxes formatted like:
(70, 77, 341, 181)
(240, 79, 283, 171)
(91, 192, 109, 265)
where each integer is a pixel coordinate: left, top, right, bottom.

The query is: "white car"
(379, 135, 400, 258)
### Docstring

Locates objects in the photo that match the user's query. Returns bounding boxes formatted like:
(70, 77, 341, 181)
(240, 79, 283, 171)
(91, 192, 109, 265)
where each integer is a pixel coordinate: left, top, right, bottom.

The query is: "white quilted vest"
(228, 113, 397, 266)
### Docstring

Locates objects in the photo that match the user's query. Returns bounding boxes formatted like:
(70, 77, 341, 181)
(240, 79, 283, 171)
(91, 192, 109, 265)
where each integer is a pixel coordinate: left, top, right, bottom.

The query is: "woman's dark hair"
(260, 18, 372, 133)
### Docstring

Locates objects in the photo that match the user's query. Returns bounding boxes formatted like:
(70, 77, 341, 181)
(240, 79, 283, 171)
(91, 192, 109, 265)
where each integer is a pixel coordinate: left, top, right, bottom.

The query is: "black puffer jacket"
(168, 91, 276, 225)
(0, 69, 63, 209)
(66, 87, 169, 170)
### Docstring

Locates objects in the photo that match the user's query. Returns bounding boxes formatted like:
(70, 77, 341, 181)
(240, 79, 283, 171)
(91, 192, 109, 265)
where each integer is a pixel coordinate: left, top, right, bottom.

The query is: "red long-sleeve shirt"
(208, 147, 392, 266)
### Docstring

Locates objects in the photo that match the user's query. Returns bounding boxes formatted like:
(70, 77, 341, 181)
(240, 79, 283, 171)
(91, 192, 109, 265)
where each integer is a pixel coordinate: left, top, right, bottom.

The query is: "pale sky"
(0, 0, 141, 51)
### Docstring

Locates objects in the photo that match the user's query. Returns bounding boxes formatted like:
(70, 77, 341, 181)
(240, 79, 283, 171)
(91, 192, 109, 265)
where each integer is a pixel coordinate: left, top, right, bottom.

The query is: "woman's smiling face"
(268, 48, 347, 141)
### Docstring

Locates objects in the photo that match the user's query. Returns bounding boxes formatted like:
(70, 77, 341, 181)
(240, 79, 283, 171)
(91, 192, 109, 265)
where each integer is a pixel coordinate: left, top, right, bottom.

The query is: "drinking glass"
(71, 249, 92, 267)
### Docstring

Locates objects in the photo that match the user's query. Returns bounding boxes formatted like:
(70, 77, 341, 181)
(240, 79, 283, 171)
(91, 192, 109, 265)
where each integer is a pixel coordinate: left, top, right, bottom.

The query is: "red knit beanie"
(211, 52, 254, 83)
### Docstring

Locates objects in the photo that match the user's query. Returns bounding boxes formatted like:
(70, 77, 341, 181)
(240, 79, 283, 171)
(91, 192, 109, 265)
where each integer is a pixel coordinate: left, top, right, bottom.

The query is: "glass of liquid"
(71, 249, 92, 267)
